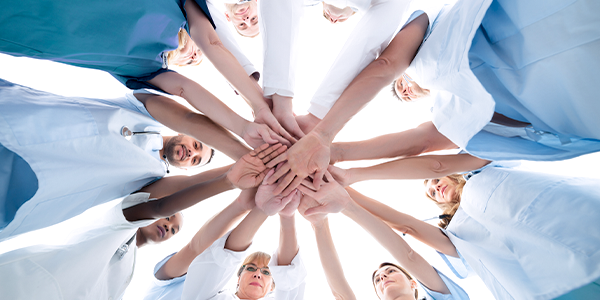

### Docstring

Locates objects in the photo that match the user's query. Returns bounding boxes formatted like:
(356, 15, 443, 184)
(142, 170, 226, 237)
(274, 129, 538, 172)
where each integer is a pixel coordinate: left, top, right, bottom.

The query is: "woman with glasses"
(144, 169, 305, 300)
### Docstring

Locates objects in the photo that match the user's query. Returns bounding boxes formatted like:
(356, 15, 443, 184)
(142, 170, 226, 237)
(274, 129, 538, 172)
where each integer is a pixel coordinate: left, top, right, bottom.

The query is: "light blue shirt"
(0, 79, 166, 242)
(419, 268, 470, 300)
(409, 0, 600, 161)
(438, 167, 600, 299)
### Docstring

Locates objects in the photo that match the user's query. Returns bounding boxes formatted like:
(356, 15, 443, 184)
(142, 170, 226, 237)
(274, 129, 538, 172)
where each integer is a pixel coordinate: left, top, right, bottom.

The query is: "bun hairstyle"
(372, 262, 418, 300)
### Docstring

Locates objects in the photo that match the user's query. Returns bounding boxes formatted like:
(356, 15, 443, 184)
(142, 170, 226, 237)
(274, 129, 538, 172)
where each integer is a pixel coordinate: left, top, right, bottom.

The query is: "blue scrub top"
(0, 0, 215, 92)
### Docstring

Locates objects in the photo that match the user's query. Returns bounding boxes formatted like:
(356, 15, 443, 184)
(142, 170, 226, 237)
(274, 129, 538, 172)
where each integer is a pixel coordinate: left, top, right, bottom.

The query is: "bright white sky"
(1, 2, 599, 300)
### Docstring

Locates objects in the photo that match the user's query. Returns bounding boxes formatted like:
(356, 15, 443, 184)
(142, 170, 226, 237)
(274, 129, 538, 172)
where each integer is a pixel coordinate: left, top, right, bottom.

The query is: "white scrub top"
(0, 79, 166, 242)
(0, 193, 156, 300)
(409, 0, 600, 161)
(181, 232, 307, 300)
(437, 167, 600, 300)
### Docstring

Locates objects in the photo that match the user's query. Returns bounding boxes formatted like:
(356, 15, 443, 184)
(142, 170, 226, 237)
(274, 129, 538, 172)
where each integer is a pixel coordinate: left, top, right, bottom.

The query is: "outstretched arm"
(330, 153, 490, 186)
(346, 188, 458, 257)
(155, 188, 257, 280)
(183, 0, 294, 142)
(225, 206, 269, 251)
(263, 14, 431, 192)
(331, 121, 457, 163)
(136, 93, 250, 161)
(298, 197, 356, 300)
(126, 144, 286, 221)
(342, 198, 452, 294)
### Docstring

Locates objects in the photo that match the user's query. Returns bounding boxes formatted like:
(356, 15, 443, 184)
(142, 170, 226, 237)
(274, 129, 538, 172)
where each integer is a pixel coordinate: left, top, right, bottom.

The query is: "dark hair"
(372, 262, 418, 299)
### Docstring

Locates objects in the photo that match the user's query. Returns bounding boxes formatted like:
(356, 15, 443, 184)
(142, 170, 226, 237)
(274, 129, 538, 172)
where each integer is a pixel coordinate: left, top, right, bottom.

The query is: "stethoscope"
(120, 126, 171, 173)
(120, 126, 161, 141)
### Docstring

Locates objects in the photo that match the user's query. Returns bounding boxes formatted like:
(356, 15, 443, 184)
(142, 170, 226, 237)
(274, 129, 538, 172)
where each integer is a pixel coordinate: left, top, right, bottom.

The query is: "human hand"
(227, 143, 287, 189)
(272, 96, 305, 140)
(298, 195, 328, 226)
(327, 165, 352, 187)
(241, 121, 291, 148)
(253, 107, 296, 145)
(295, 113, 320, 134)
(296, 171, 351, 216)
(235, 187, 258, 211)
(255, 169, 302, 216)
(264, 131, 331, 196)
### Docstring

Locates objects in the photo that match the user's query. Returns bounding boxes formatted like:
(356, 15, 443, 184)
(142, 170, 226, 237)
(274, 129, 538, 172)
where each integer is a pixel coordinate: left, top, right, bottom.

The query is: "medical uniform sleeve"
(436, 248, 472, 280)
(260, 0, 303, 98)
(269, 249, 307, 300)
(207, 0, 259, 77)
(142, 252, 187, 300)
(113, 69, 177, 94)
(181, 231, 249, 300)
(307, 0, 409, 119)
(418, 267, 470, 300)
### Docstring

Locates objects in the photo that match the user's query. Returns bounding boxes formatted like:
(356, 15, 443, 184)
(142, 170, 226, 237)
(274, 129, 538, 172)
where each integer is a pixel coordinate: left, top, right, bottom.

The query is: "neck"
(135, 228, 147, 248)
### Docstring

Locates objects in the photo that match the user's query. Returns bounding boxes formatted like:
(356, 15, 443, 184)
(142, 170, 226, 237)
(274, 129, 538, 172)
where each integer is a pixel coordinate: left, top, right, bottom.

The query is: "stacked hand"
(265, 131, 331, 195)
(296, 172, 351, 216)
(255, 169, 302, 216)
(253, 107, 296, 146)
(298, 195, 328, 225)
(227, 143, 287, 189)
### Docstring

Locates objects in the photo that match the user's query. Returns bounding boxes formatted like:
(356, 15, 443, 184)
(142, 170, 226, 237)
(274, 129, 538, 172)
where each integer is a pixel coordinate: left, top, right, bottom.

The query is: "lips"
(157, 225, 166, 239)
(383, 280, 394, 288)
(441, 185, 447, 198)
(236, 6, 249, 15)
(249, 282, 262, 287)
(180, 145, 186, 161)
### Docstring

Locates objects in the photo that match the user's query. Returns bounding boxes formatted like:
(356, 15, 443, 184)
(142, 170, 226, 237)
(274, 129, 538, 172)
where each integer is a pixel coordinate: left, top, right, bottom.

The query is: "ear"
(410, 279, 418, 290)
(224, 12, 231, 22)
(178, 133, 184, 136)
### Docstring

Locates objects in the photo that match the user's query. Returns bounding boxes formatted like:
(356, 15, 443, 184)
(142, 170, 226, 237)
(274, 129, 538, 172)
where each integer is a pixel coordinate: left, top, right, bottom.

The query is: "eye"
(171, 228, 175, 235)
(261, 269, 271, 276)
(166, 217, 170, 221)
(194, 142, 198, 149)
(238, 23, 246, 29)
(388, 269, 396, 273)
(375, 277, 380, 283)
(246, 266, 257, 272)
(192, 158, 197, 165)
(432, 190, 436, 197)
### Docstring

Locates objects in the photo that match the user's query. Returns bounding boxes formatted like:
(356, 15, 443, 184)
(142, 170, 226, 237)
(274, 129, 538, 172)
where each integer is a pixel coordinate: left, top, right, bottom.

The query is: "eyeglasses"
(242, 264, 271, 276)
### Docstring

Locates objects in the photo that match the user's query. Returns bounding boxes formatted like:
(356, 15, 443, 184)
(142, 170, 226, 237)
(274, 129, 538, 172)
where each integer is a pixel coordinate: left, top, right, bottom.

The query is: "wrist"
(330, 143, 345, 163)
(272, 95, 293, 116)
(311, 217, 329, 230)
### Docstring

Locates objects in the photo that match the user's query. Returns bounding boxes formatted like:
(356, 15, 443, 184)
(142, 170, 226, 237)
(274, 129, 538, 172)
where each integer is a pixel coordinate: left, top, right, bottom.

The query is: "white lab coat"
(181, 232, 307, 300)
(0, 80, 165, 242)
(438, 167, 600, 300)
(408, 0, 600, 161)
(0, 193, 156, 300)
(261, 0, 408, 102)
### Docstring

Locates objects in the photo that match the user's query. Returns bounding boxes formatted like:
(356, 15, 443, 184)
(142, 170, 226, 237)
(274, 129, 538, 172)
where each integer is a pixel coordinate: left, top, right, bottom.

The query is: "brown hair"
(372, 262, 418, 299)
(424, 174, 466, 228)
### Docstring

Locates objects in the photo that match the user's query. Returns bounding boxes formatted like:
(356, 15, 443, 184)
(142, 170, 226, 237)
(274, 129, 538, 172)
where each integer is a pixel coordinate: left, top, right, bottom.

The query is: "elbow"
(370, 57, 403, 83)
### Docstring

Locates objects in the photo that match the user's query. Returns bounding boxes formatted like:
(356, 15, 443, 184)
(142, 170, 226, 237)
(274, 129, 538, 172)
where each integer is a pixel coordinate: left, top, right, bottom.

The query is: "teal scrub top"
(0, 0, 214, 91)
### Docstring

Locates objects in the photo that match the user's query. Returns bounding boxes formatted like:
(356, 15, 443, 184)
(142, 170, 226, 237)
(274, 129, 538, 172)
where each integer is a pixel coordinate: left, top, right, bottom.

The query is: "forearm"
(346, 154, 489, 184)
(346, 188, 457, 257)
(313, 219, 356, 300)
(137, 94, 250, 160)
(333, 122, 456, 162)
(277, 215, 299, 266)
(225, 207, 269, 252)
(124, 173, 234, 221)
(156, 189, 254, 280)
(139, 165, 231, 199)
(148, 72, 249, 136)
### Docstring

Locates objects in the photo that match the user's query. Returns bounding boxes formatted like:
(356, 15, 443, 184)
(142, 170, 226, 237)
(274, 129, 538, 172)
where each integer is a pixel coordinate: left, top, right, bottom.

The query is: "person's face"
(138, 213, 182, 244)
(373, 266, 416, 299)
(425, 177, 458, 204)
(322, 3, 355, 24)
(394, 74, 430, 102)
(225, 0, 259, 37)
(171, 36, 203, 66)
(237, 261, 274, 298)
(163, 134, 213, 168)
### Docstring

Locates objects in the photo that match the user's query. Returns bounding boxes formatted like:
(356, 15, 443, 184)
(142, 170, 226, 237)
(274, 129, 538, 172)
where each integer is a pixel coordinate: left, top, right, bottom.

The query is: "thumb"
(263, 168, 276, 184)
(312, 168, 326, 190)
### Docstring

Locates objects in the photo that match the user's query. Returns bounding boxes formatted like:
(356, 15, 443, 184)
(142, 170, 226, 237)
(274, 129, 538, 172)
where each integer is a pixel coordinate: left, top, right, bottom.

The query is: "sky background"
(1, 1, 599, 299)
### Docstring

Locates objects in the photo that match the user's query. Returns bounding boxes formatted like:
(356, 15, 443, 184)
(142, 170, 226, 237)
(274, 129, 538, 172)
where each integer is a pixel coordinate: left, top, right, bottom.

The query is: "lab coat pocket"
(462, 168, 509, 213)
(518, 177, 600, 257)
(0, 259, 62, 299)
(1, 91, 98, 146)
(12, 185, 105, 236)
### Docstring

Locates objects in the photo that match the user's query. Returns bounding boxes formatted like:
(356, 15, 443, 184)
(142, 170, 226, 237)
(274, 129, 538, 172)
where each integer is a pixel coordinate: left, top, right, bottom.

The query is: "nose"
(253, 273, 261, 279)
(163, 223, 172, 235)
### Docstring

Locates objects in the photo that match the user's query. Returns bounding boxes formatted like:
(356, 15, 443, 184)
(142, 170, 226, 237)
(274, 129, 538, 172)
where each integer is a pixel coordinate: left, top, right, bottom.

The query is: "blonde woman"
(315, 153, 600, 299)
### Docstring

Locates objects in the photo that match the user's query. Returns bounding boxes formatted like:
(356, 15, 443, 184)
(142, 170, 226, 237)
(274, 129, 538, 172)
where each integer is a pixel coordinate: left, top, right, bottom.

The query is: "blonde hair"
(424, 174, 466, 229)
(165, 29, 202, 66)
(372, 262, 418, 299)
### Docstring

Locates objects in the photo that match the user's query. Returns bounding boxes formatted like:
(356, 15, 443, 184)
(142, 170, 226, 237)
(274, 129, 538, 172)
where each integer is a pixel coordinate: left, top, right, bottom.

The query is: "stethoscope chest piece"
(121, 126, 134, 141)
